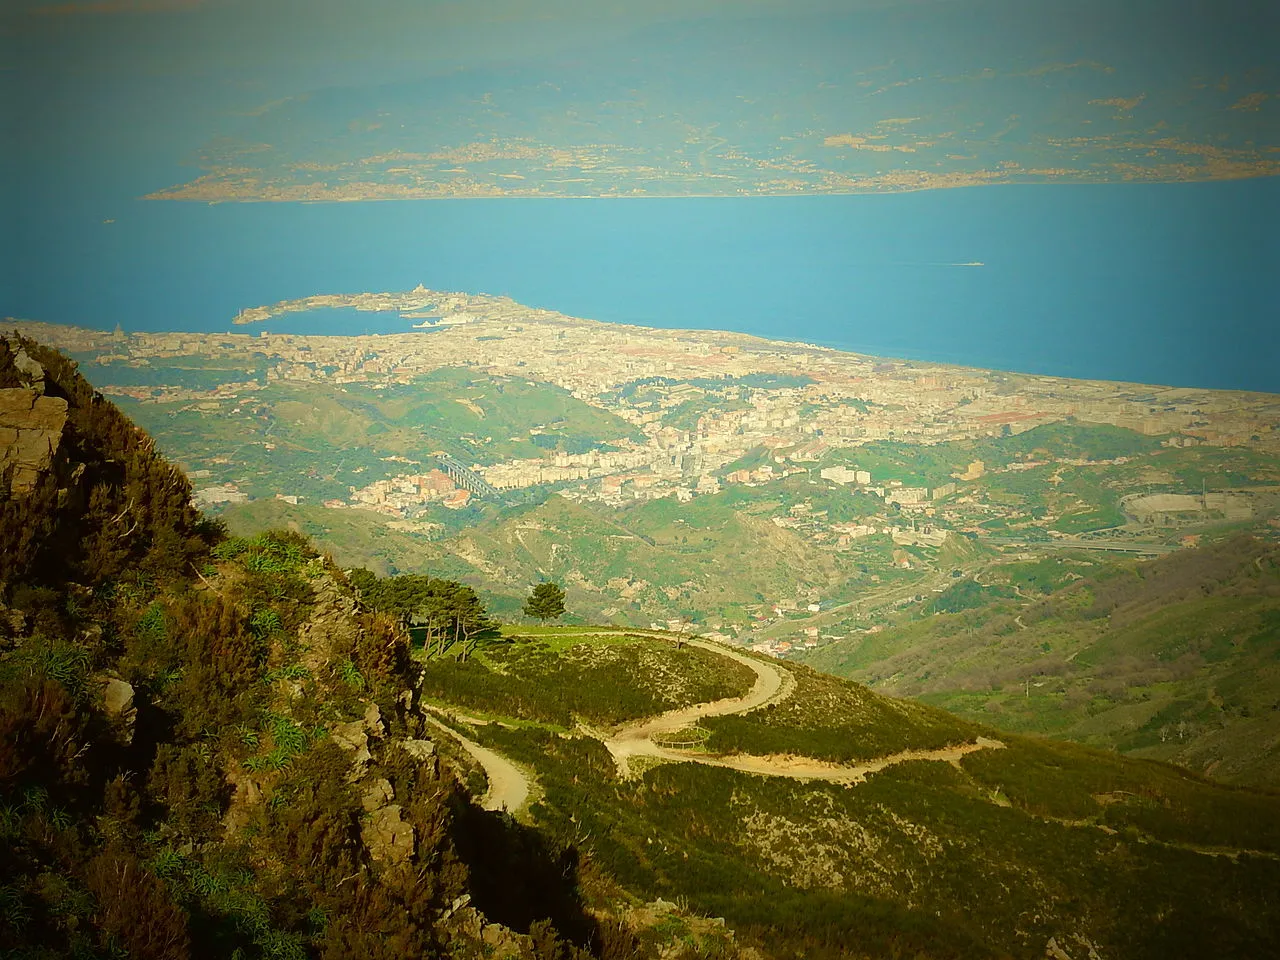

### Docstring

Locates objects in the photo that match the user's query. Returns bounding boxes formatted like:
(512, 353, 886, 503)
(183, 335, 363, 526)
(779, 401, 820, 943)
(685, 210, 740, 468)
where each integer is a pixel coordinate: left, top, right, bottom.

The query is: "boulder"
(101, 678, 137, 741)
(331, 720, 372, 773)
(362, 804, 415, 864)
(363, 701, 385, 738)
(400, 739, 435, 762)
(9, 346, 47, 388)
(361, 778, 395, 812)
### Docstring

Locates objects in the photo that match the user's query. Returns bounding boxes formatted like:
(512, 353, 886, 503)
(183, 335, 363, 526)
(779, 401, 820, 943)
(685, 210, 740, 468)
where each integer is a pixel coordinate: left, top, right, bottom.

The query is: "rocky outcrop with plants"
(0, 335, 648, 960)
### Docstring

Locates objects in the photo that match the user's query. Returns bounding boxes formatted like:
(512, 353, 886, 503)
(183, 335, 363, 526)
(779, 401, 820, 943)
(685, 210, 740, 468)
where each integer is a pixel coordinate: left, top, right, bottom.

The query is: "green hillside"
(445, 493, 848, 625)
(121, 366, 641, 503)
(222, 487, 884, 628)
(800, 535, 1280, 789)
(6, 336, 1280, 959)
(419, 626, 1280, 960)
(222, 499, 472, 577)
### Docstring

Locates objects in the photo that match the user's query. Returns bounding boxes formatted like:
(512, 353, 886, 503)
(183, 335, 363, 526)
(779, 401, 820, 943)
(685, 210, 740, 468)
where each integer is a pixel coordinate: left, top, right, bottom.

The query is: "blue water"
(3, 181, 1277, 392)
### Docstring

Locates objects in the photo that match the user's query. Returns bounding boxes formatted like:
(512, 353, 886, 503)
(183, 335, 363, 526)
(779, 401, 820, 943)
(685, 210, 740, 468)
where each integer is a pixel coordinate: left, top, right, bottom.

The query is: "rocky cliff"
(0, 336, 635, 960)
(0, 345, 69, 494)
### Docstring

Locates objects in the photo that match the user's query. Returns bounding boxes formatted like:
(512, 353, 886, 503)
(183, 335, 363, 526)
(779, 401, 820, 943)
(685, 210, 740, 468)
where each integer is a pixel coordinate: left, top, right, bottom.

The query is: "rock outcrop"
(0, 338, 69, 495)
(100, 677, 137, 742)
(362, 803, 416, 864)
(331, 719, 373, 773)
(361, 777, 395, 812)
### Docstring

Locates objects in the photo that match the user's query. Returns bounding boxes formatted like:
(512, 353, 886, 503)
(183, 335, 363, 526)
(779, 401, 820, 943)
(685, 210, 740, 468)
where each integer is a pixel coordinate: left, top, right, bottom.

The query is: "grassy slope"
(429, 627, 1280, 960)
(222, 499, 453, 574)
(123, 366, 641, 502)
(822, 421, 1168, 484)
(800, 535, 1280, 789)
(449, 493, 846, 624)
(420, 631, 757, 728)
(221, 487, 854, 627)
(701, 660, 982, 762)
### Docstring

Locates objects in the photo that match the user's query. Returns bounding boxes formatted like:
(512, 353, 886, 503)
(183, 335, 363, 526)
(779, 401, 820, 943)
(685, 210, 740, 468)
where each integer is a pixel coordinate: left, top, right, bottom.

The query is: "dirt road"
(599, 637, 1004, 782)
(635, 735, 1005, 783)
(603, 638, 794, 775)
(422, 714, 531, 814)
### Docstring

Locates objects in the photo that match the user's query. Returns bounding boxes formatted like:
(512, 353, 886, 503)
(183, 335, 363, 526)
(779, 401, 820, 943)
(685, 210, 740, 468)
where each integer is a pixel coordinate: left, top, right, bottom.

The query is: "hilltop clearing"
(799, 534, 1280, 789)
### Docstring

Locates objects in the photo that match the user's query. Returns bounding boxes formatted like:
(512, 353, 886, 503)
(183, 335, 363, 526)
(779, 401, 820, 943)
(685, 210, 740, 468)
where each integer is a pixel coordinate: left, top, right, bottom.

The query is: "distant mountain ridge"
(144, 2, 1280, 201)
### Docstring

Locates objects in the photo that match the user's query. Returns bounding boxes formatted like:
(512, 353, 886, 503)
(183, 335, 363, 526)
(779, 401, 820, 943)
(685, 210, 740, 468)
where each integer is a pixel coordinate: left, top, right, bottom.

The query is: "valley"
(799, 535, 1280, 789)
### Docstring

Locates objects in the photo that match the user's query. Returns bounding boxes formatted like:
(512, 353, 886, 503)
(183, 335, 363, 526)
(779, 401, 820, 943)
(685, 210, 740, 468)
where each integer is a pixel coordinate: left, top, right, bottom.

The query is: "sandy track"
(634, 735, 1005, 783)
(603, 638, 795, 775)
(422, 714, 531, 814)
(613, 638, 795, 738)
(600, 638, 1003, 782)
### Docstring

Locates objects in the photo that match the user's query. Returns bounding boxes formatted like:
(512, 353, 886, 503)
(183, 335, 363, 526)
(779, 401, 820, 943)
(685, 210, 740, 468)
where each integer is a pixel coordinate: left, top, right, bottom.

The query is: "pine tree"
(523, 582, 566, 623)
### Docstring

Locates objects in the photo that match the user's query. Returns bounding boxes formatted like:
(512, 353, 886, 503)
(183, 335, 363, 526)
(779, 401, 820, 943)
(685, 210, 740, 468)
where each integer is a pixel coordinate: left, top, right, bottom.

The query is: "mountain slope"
(799, 535, 1280, 788)
(418, 626, 1280, 960)
(448, 493, 844, 624)
(0, 335, 641, 960)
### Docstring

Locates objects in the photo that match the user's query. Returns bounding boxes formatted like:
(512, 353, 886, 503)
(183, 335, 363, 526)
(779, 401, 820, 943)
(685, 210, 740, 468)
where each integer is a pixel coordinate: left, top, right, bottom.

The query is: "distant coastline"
(144, 167, 1280, 204)
(6, 183, 1277, 393)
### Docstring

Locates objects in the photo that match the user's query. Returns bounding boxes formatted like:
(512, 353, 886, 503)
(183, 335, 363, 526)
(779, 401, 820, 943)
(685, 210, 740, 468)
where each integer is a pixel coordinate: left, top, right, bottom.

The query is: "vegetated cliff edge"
(0, 334, 642, 960)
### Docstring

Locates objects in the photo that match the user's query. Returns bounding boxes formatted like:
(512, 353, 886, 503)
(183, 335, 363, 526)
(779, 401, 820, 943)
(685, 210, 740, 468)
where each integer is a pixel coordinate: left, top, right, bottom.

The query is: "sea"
(3, 178, 1277, 393)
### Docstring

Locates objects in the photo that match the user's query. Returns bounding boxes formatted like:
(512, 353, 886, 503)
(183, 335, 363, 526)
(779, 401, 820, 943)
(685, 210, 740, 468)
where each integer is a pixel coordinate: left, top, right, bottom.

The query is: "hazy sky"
(3, 0, 1274, 196)
(8, 1, 1271, 80)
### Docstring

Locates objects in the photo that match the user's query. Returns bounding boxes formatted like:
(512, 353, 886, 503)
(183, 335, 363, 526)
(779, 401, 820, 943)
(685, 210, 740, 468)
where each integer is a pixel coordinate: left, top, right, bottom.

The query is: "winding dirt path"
(610, 638, 794, 742)
(627, 736, 1005, 783)
(422, 714, 531, 814)
(425, 633, 1003, 799)
(598, 638, 1003, 782)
